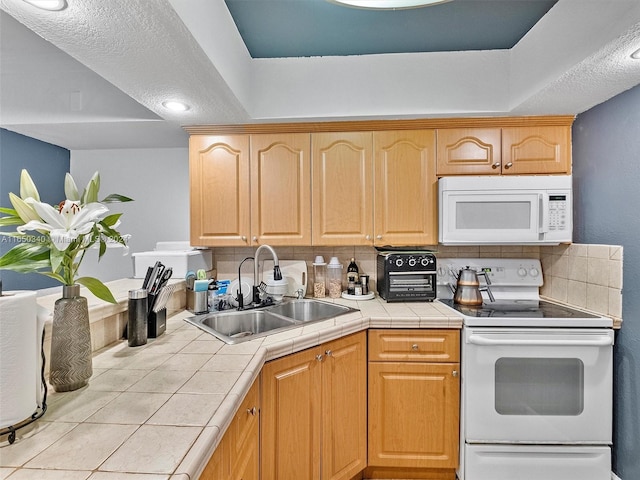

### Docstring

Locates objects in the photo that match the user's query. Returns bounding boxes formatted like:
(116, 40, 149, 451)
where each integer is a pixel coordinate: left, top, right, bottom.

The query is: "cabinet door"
(250, 133, 311, 246)
(200, 434, 229, 480)
(321, 332, 367, 480)
(368, 362, 460, 469)
(229, 379, 260, 472)
(312, 132, 373, 246)
(436, 128, 502, 175)
(374, 130, 437, 246)
(190, 135, 251, 246)
(261, 347, 322, 480)
(502, 126, 571, 175)
(230, 420, 259, 480)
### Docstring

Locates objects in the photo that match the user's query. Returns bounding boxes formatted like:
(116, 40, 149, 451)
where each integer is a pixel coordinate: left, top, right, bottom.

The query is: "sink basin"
(267, 299, 356, 323)
(185, 299, 359, 344)
(185, 310, 298, 344)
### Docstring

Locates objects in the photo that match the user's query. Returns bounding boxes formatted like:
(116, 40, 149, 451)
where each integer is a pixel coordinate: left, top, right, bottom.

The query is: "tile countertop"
(0, 296, 462, 480)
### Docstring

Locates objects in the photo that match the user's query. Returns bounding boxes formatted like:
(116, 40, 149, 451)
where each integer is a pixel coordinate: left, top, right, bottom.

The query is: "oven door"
(463, 327, 613, 444)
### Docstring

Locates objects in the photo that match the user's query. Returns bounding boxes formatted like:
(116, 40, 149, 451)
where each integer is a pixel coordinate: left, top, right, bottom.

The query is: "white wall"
(71, 147, 189, 282)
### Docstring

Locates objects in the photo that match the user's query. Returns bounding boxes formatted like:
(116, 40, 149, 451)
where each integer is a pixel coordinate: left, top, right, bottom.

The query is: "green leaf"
(99, 239, 107, 258)
(100, 193, 133, 203)
(64, 173, 80, 201)
(40, 271, 66, 284)
(0, 216, 25, 226)
(76, 276, 117, 304)
(101, 213, 122, 227)
(49, 246, 64, 274)
(0, 207, 18, 216)
(20, 169, 40, 201)
(1, 260, 52, 273)
(0, 242, 50, 268)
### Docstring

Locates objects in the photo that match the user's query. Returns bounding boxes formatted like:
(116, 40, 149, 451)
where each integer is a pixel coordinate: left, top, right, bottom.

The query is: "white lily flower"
(17, 199, 109, 251)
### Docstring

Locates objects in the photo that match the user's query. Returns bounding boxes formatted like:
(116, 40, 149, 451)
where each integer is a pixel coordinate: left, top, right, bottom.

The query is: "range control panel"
(437, 258, 544, 292)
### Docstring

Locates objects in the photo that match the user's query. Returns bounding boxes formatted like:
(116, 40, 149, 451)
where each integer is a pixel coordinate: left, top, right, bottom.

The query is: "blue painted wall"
(0, 128, 70, 291)
(573, 84, 640, 480)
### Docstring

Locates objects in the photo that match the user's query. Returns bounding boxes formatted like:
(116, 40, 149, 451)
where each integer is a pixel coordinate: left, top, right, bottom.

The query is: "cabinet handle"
(316, 354, 324, 362)
(411, 344, 419, 351)
(247, 406, 257, 416)
(452, 370, 458, 377)
(504, 162, 513, 169)
(376, 235, 383, 240)
(492, 162, 501, 169)
(325, 350, 332, 357)
(252, 236, 258, 242)
(365, 235, 371, 241)
(241, 236, 247, 242)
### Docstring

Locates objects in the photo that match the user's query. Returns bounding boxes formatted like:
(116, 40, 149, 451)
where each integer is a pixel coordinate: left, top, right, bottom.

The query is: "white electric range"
(436, 258, 614, 480)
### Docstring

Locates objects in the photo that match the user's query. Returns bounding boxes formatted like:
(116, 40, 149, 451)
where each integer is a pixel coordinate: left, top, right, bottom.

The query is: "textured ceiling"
(224, 0, 557, 58)
(0, 0, 639, 150)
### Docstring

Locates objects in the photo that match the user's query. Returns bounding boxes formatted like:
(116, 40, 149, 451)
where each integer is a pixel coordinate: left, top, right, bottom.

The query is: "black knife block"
(147, 308, 166, 338)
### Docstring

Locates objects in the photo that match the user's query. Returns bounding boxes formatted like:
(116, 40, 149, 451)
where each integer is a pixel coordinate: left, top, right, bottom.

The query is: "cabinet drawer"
(228, 378, 260, 464)
(369, 329, 460, 362)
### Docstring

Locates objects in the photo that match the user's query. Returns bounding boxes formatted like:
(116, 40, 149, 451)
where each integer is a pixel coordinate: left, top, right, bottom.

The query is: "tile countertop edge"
(173, 304, 462, 480)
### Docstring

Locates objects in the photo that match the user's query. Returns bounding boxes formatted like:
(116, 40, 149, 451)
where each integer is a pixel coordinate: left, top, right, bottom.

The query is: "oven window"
(494, 358, 584, 416)
(456, 201, 531, 229)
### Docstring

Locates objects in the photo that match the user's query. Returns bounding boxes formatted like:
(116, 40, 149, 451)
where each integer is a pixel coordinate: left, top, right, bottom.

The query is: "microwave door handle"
(539, 194, 550, 234)
(468, 335, 613, 347)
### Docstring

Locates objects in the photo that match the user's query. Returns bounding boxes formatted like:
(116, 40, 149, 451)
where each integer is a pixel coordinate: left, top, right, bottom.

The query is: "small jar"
(313, 256, 327, 298)
(354, 282, 363, 296)
(327, 257, 343, 298)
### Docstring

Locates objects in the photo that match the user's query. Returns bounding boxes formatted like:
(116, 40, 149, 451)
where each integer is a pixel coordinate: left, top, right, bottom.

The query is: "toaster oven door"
(387, 272, 436, 300)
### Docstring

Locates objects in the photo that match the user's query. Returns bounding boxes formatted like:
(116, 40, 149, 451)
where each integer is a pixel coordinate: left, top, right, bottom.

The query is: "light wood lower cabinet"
(367, 330, 460, 479)
(199, 377, 260, 480)
(261, 332, 367, 480)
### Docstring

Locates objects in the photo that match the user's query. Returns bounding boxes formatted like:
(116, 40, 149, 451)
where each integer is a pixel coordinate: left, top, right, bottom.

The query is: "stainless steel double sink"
(185, 299, 359, 344)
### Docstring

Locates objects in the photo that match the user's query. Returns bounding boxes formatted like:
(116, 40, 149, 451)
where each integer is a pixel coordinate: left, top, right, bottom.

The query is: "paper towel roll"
(0, 290, 38, 428)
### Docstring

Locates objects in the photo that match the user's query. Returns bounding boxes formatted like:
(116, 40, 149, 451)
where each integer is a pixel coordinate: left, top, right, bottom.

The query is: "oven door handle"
(467, 335, 613, 347)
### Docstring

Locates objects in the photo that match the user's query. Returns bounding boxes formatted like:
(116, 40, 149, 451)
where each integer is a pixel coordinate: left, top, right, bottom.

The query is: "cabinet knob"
(365, 235, 371, 241)
(376, 235, 383, 240)
(504, 162, 513, 169)
(492, 162, 501, 169)
(241, 236, 247, 242)
(316, 354, 324, 362)
(247, 406, 257, 416)
(325, 350, 332, 357)
(452, 370, 459, 377)
(411, 344, 419, 351)
(252, 236, 258, 242)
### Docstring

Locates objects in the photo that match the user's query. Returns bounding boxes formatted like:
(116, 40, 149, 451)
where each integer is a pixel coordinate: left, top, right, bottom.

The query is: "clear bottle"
(327, 257, 343, 298)
(313, 256, 327, 298)
(347, 258, 359, 295)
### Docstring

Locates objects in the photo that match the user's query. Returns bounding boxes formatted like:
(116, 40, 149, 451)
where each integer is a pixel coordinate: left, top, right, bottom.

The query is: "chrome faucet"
(253, 244, 282, 304)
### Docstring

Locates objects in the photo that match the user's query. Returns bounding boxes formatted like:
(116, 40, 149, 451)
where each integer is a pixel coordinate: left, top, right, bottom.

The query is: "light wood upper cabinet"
(190, 135, 251, 247)
(437, 126, 571, 175)
(502, 126, 571, 175)
(436, 128, 502, 175)
(250, 133, 311, 246)
(312, 132, 373, 246)
(261, 332, 367, 480)
(374, 130, 437, 246)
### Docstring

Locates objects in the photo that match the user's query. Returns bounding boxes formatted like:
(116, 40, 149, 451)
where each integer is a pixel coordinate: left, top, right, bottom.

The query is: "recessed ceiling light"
(162, 101, 191, 112)
(23, 0, 67, 11)
(631, 48, 640, 60)
(329, 0, 452, 9)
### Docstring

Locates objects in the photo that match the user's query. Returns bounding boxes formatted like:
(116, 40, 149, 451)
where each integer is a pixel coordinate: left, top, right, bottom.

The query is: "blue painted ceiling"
(224, 0, 558, 58)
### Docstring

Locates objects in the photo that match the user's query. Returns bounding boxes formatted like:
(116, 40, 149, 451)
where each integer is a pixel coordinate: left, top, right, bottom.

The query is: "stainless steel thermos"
(128, 288, 148, 347)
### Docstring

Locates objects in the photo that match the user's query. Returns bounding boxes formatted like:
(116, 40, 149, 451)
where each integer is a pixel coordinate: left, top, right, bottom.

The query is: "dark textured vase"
(49, 284, 92, 392)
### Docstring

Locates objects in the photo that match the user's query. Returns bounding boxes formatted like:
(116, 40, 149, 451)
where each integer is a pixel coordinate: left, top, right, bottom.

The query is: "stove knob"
(517, 267, 527, 277)
(395, 258, 404, 268)
(421, 257, 431, 267)
(529, 267, 540, 277)
(408, 256, 417, 267)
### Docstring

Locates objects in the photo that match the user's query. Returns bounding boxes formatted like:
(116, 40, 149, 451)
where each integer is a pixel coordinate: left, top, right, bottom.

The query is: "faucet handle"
(295, 288, 305, 299)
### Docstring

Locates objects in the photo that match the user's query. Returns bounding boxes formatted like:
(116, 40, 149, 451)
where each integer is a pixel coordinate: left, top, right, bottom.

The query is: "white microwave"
(438, 175, 572, 245)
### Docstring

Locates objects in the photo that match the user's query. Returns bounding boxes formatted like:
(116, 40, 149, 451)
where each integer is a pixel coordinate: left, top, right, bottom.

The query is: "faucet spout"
(253, 244, 281, 304)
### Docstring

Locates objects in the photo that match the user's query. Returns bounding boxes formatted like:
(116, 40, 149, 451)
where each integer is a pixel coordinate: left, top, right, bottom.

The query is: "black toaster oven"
(376, 252, 437, 302)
